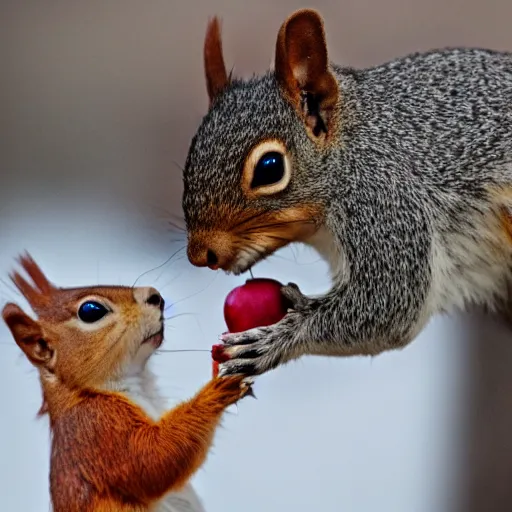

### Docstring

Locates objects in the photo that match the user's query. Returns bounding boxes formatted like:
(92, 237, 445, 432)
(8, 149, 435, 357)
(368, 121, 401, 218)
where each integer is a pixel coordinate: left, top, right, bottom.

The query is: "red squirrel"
(2, 254, 251, 512)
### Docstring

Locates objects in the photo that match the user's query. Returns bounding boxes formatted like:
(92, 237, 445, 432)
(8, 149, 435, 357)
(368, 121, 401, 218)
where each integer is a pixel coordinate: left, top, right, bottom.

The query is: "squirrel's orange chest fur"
(46, 379, 244, 512)
(48, 380, 204, 512)
(49, 391, 156, 511)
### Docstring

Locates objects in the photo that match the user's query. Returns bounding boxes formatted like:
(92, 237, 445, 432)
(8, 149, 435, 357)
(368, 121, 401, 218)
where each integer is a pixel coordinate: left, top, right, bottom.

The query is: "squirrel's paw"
(281, 282, 311, 312)
(217, 326, 287, 377)
(210, 375, 256, 403)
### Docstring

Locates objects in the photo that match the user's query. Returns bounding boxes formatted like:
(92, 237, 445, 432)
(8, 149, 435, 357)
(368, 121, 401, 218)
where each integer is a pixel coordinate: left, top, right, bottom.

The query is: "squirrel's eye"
(250, 152, 285, 189)
(78, 301, 109, 323)
(242, 140, 291, 198)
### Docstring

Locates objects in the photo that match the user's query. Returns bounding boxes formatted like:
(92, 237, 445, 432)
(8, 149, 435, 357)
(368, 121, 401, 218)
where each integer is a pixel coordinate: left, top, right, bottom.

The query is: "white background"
(2, 2, 512, 511)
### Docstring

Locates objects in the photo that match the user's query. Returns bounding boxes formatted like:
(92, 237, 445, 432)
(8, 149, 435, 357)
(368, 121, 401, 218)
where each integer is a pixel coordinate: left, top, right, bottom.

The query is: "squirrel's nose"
(188, 246, 220, 269)
(206, 249, 218, 267)
(146, 292, 164, 311)
(135, 287, 165, 311)
(187, 232, 232, 270)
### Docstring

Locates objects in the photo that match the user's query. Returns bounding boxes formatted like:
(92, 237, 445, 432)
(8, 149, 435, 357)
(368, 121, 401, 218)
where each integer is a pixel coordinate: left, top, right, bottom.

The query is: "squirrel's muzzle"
(187, 231, 235, 270)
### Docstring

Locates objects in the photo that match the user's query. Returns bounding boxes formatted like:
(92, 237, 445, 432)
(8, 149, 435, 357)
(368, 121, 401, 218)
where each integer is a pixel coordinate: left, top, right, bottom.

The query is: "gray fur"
(183, 47, 512, 377)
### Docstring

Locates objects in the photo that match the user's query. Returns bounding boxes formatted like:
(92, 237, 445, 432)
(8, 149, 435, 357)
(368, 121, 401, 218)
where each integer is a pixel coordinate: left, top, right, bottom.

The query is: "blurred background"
(1, 1, 512, 511)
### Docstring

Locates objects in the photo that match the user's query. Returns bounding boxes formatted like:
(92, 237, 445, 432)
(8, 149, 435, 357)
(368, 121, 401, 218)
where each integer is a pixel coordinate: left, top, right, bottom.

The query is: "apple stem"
(249, 268, 254, 279)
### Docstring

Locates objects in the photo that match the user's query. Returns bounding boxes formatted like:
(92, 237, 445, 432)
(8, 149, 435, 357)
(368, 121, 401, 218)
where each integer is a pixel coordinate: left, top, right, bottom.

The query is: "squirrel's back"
(186, 47, 512, 212)
(340, 47, 512, 190)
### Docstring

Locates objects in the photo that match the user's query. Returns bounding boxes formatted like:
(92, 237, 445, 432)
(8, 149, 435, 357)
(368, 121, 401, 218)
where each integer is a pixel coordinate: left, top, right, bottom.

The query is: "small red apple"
(211, 278, 289, 365)
(224, 278, 289, 333)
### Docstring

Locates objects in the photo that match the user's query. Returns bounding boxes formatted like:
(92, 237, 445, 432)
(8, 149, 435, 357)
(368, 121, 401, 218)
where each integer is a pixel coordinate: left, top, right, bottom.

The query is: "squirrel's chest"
(430, 203, 512, 312)
(305, 226, 348, 282)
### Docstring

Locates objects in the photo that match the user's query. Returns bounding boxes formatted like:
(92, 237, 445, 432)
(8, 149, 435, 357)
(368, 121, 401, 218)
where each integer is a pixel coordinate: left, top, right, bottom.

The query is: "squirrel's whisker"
(240, 234, 321, 265)
(164, 312, 197, 321)
(164, 273, 219, 308)
(162, 307, 206, 344)
(157, 349, 210, 353)
(156, 269, 187, 294)
(171, 160, 185, 172)
(230, 210, 269, 231)
(145, 206, 187, 233)
(1, 343, 177, 355)
(131, 246, 185, 288)
(151, 255, 187, 286)
(241, 218, 316, 233)
(168, 222, 186, 233)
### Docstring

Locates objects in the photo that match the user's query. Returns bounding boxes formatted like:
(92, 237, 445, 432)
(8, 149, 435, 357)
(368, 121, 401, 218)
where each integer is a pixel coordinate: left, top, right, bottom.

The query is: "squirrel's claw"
(238, 377, 257, 400)
(219, 325, 290, 377)
(244, 386, 257, 399)
(220, 326, 272, 346)
(218, 360, 259, 378)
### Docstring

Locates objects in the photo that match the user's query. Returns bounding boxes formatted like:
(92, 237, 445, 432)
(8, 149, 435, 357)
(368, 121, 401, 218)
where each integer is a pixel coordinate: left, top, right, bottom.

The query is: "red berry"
(223, 278, 288, 333)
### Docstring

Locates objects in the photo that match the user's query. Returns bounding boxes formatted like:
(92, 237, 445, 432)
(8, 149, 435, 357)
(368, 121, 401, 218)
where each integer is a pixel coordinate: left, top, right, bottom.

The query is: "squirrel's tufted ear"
(9, 252, 56, 314)
(204, 16, 229, 106)
(2, 303, 54, 368)
(275, 9, 339, 140)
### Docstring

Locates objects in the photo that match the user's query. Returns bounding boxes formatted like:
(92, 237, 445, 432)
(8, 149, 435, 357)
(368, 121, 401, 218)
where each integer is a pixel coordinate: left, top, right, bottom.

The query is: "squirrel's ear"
(2, 303, 54, 368)
(275, 9, 339, 139)
(204, 17, 229, 106)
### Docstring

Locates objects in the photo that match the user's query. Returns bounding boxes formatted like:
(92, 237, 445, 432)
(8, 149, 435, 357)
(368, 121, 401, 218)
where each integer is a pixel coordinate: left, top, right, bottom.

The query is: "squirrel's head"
(183, 9, 340, 274)
(2, 254, 165, 407)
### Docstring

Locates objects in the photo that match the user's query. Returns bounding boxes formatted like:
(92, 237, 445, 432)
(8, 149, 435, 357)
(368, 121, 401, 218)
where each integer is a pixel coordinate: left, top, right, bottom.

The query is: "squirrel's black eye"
(78, 301, 109, 323)
(251, 152, 285, 189)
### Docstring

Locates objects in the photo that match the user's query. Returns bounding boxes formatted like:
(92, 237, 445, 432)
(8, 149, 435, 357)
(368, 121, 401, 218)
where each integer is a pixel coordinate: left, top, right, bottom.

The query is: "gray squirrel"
(182, 8, 512, 377)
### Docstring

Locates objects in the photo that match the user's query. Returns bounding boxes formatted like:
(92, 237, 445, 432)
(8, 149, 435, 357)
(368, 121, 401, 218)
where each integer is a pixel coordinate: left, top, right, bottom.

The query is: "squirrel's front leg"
(219, 285, 339, 377)
(118, 376, 252, 502)
(220, 195, 433, 377)
(219, 281, 422, 377)
(218, 313, 309, 377)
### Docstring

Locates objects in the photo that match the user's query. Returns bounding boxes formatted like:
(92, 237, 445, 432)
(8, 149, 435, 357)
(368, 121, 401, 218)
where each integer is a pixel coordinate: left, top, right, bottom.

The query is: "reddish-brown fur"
(2, 254, 249, 511)
(48, 378, 244, 511)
